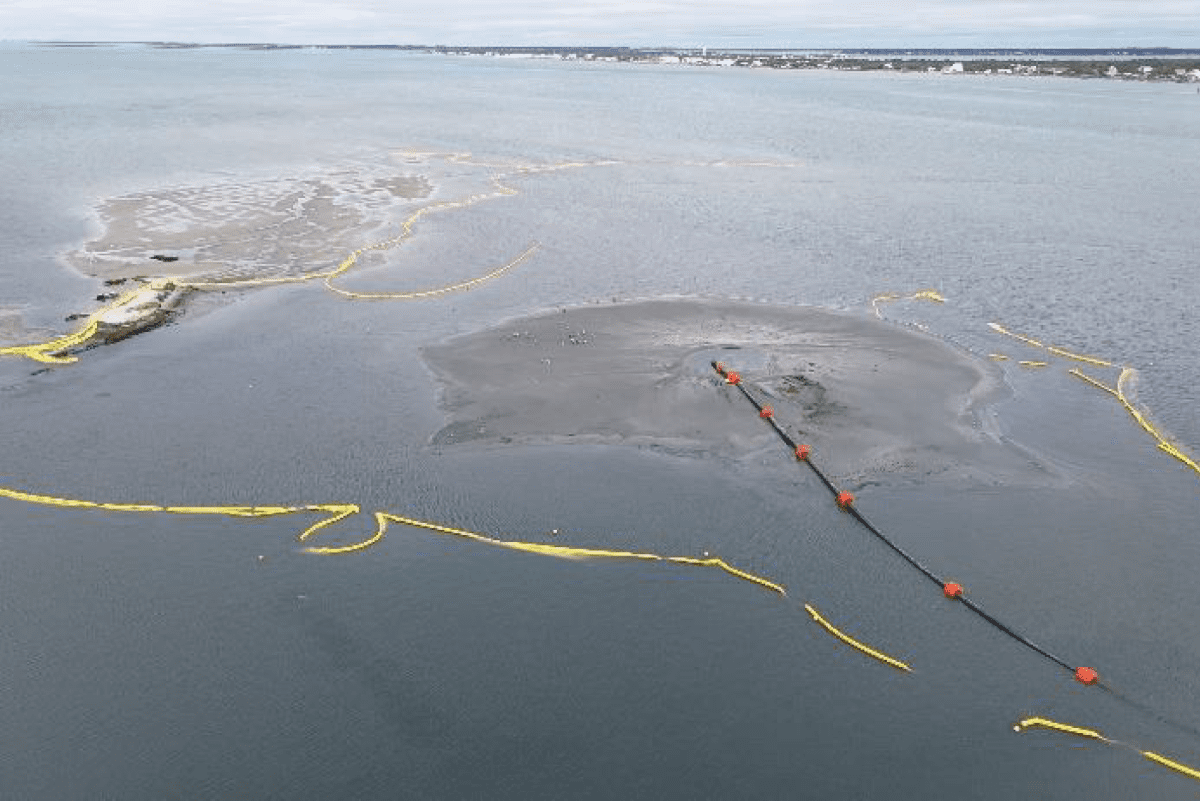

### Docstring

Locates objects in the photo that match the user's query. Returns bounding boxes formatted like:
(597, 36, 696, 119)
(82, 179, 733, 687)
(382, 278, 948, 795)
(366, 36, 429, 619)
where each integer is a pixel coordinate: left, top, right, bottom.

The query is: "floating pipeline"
(711, 360, 1200, 743)
(715, 357, 1162, 673)
(714, 361, 949, 592)
(7, 284, 1196, 779)
(714, 359, 1077, 670)
(1, 160, 915, 668)
(1014, 717, 1200, 784)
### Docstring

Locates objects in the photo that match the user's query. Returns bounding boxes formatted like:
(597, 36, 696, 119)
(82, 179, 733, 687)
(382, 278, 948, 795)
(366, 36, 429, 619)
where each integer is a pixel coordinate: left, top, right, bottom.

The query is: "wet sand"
(67, 170, 431, 283)
(424, 298, 1046, 489)
(0, 166, 435, 351)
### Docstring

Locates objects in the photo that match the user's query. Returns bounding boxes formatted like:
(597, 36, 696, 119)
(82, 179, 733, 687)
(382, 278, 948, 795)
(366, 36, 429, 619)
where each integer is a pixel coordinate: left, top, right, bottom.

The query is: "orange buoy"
(760, 406, 774, 418)
(795, 444, 811, 460)
(726, 371, 741, 385)
(836, 491, 855, 509)
(943, 582, 964, 599)
(1075, 666, 1099, 685)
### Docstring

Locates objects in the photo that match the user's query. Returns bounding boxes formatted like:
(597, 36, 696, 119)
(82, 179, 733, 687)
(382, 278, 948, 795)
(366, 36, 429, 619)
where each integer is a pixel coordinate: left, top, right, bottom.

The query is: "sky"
(3, 0, 1199, 48)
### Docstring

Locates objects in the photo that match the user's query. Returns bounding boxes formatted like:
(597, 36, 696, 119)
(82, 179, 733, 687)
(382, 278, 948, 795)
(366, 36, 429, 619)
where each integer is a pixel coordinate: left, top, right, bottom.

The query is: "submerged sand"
(423, 298, 1046, 489)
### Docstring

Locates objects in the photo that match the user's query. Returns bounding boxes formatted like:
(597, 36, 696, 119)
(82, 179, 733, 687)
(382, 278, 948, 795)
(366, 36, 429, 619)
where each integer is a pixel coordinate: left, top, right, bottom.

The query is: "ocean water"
(2, 42, 1200, 798)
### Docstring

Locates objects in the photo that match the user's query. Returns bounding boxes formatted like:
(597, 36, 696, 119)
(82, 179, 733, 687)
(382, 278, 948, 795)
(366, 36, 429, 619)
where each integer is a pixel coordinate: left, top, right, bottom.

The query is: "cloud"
(3, 0, 1198, 46)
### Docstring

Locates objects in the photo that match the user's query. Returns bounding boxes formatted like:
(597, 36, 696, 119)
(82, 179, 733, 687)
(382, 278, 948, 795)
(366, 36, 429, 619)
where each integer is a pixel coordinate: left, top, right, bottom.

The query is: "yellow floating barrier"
(375, 512, 785, 594)
(324, 242, 539, 300)
(301, 510, 387, 555)
(871, 289, 946, 318)
(1015, 716, 1200, 784)
(0, 480, 385, 553)
(667, 555, 787, 595)
(1143, 751, 1200, 782)
(804, 603, 912, 672)
(988, 322, 1196, 479)
(1070, 368, 1200, 477)
(1013, 716, 1108, 742)
(1046, 345, 1112, 367)
(988, 322, 1111, 367)
(1068, 368, 1118, 397)
(988, 322, 1044, 349)
(97, 503, 165, 513)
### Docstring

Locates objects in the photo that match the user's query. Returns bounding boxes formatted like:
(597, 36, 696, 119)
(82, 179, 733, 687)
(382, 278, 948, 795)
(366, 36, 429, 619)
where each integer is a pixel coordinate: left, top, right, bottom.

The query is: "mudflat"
(67, 171, 431, 283)
(424, 298, 1041, 489)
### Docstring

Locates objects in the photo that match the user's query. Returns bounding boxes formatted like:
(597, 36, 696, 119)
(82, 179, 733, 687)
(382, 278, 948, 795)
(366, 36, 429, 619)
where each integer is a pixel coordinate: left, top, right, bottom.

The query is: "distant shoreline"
(33, 40, 1200, 82)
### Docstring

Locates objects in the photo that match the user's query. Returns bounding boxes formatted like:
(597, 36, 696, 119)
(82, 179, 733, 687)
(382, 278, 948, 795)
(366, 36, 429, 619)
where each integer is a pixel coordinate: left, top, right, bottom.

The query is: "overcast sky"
(4, 0, 1199, 48)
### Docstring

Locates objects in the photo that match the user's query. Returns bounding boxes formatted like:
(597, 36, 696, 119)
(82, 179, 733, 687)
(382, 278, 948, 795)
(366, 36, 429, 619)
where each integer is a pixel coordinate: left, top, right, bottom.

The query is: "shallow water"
(3, 42, 1200, 798)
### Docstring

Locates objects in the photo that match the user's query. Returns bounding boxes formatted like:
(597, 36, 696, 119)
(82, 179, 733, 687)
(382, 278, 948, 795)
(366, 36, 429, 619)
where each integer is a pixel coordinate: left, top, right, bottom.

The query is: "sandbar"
(423, 298, 1044, 489)
(67, 170, 431, 283)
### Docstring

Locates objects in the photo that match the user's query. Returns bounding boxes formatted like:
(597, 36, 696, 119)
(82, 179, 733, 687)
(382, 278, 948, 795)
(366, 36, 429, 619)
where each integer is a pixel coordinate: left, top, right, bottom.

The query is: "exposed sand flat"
(67, 168, 431, 283)
(424, 298, 1046, 489)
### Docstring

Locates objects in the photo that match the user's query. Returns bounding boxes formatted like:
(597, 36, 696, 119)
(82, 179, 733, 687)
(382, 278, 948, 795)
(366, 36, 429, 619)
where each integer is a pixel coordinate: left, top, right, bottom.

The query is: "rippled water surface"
(3, 42, 1200, 799)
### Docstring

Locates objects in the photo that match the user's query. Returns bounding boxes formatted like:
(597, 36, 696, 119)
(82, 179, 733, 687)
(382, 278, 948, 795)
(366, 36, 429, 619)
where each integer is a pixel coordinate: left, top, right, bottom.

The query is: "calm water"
(2, 42, 1200, 798)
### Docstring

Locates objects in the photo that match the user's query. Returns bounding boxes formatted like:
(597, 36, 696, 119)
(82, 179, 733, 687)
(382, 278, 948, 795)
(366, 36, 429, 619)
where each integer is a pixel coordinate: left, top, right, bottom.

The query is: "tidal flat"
(423, 298, 1043, 490)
